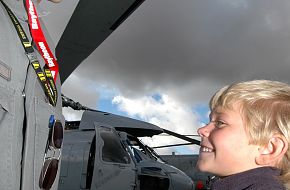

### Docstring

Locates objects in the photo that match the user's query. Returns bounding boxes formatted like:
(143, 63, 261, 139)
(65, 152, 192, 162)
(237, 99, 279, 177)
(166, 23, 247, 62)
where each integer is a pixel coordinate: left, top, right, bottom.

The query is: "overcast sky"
(41, 0, 290, 154)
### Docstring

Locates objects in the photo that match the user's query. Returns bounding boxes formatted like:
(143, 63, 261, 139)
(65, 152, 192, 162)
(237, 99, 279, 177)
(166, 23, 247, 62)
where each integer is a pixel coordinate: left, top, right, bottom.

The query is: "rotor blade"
(158, 134, 200, 137)
(152, 142, 195, 149)
(56, 0, 145, 82)
(161, 128, 200, 146)
(62, 94, 106, 113)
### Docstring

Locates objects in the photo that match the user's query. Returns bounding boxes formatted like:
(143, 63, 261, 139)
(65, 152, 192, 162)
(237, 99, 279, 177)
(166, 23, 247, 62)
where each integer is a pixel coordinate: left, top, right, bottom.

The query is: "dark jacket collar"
(211, 167, 285, 190)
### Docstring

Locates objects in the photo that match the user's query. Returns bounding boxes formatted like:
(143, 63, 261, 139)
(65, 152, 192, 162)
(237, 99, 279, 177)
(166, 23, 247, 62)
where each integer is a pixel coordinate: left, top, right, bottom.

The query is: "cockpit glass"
(99, 127, 131, 164)
(126, 135, 164, 163)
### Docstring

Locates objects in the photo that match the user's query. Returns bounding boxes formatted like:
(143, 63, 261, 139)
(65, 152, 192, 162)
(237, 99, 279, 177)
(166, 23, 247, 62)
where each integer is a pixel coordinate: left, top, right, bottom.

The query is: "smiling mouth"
(200, 146, 214, 153)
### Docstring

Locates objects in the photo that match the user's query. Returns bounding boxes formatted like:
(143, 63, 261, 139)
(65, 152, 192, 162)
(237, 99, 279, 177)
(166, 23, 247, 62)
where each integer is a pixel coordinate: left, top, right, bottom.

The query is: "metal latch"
(26, 52, 38, 62)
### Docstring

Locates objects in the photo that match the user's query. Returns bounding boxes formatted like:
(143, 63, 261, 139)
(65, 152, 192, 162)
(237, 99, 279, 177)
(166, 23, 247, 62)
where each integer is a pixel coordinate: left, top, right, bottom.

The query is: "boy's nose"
(197, 124, 212, 138)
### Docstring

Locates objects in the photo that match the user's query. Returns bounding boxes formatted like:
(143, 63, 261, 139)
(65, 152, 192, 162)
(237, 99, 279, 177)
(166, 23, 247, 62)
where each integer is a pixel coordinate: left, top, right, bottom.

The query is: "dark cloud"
(43, 0, 290, 105)
(62, 74, 100, 108)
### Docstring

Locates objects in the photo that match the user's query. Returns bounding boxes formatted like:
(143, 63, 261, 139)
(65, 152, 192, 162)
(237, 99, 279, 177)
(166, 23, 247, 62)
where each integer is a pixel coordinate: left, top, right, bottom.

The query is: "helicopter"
(58, 95, 201, 190)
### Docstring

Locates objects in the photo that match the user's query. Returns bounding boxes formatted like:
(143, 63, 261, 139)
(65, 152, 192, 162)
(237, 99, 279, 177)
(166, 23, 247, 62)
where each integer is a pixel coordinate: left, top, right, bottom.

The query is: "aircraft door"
(90, 123, 137, 190)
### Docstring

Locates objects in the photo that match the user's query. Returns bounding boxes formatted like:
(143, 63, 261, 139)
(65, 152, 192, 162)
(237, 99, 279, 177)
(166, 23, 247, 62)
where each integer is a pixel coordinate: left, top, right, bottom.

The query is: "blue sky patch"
(193, 104, 210, 124)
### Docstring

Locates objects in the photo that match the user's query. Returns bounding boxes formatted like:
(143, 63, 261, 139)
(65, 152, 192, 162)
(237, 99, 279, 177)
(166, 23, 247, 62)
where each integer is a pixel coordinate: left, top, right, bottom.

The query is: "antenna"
(61, 94, 105, 113)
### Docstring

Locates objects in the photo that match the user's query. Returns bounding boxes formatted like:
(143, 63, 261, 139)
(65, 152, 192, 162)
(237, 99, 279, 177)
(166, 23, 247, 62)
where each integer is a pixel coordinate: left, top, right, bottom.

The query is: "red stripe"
(26, 0, 59, 82)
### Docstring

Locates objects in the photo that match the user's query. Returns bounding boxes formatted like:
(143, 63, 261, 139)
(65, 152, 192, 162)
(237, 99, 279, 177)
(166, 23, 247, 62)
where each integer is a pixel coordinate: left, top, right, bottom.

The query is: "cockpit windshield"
(124, 134, 164, 163)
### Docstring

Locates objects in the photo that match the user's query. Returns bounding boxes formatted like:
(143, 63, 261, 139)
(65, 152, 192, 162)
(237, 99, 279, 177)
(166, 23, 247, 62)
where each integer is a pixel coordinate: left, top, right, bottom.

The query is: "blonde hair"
(210, 80, 290, 189)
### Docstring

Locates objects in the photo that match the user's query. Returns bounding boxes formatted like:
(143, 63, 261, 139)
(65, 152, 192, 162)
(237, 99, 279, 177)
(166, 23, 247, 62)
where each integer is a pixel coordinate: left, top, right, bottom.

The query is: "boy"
(197, 80, 290, 190)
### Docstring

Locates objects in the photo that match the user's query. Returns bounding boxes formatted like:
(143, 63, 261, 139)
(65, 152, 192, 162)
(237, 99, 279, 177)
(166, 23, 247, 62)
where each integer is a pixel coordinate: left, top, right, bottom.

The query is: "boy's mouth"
(200, 145, 214, 153)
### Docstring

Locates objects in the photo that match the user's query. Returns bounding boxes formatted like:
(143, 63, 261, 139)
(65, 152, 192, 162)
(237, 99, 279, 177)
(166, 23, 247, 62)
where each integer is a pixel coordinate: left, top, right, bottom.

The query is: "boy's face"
(196, 103, 261, 176)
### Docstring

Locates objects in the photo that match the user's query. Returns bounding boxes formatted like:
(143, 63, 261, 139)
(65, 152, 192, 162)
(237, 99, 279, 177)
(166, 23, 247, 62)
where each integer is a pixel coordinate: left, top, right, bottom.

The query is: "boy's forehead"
(211, 105, 228, 114)
(210, 103, 243, 118)
(209, 107, 226, 118)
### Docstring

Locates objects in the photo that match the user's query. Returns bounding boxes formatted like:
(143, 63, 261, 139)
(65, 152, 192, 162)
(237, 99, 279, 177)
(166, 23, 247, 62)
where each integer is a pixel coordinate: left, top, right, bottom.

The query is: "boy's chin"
(196, 160, 210, 173)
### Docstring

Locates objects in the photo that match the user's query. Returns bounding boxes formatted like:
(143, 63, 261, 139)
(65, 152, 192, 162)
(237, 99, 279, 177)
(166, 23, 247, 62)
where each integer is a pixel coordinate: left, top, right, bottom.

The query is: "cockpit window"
(99, 127, 131, 164)
(126, 135, 164, 163)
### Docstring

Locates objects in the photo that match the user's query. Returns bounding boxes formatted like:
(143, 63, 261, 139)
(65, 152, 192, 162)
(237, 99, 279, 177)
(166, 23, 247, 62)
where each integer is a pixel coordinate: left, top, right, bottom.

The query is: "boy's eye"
(214, 120, 226, 128)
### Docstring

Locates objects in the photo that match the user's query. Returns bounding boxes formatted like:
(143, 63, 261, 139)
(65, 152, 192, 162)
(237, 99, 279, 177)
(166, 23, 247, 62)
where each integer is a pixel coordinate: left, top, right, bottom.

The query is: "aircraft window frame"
(126, 135, 164, 162)
(99, 127, 131, 164)
(124, 138, 146, 163)
(86, 135, 96, 189)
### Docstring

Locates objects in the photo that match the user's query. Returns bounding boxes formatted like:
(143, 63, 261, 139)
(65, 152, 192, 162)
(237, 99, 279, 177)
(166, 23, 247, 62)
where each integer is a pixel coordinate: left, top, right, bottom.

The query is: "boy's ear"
(255, 135, 288, 166)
